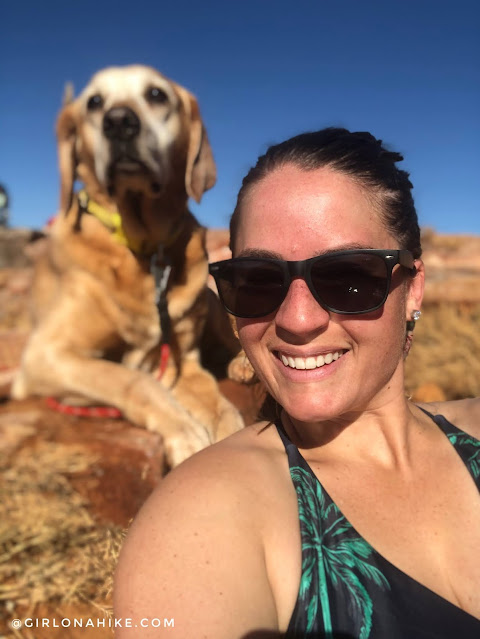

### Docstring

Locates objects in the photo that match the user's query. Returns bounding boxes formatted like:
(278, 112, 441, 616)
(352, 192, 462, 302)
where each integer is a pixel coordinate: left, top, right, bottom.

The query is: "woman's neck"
(281, 392, 431, 474)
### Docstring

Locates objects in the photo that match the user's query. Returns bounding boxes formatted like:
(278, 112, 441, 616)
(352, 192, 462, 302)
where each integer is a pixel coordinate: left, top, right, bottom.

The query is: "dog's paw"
(227, 351, 256, 384)
(164, 426, 212, 468)
(214, 395, 245, 441)
(144, 408, 212, 467)
(1, 367, 19, 399)
(10, 372, 28, 400)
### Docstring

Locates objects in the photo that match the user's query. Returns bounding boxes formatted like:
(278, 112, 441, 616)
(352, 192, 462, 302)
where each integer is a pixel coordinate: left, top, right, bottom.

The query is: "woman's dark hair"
(230, 127, 422, 258)
(230, 128, 422, 423)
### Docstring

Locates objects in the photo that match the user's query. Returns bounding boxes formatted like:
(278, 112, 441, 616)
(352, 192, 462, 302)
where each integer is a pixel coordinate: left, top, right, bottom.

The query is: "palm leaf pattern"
(281, 413, 480, 638)
(291, 466, 389, 639)
(445, 432, 480, 478)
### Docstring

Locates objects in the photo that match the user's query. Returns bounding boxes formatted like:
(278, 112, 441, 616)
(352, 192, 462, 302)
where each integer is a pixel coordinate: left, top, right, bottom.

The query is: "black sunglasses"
(209, 249, 416, 318)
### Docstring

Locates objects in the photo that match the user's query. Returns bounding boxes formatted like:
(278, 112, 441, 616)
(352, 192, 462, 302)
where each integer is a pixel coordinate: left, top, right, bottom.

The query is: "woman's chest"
(307, 453, 480, 620)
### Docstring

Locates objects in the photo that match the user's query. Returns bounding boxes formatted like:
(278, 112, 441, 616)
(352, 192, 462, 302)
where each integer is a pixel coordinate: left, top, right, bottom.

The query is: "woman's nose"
(274, 277, 330, 340)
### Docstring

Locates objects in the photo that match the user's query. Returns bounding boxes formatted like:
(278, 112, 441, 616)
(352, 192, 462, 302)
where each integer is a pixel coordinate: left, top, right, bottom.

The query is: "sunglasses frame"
(209, 249, 417, 318)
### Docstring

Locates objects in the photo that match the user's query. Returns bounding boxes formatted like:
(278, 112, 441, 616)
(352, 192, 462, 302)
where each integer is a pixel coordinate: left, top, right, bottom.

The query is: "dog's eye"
(87, 94, 104, 111)
(145, 86, 168, 105)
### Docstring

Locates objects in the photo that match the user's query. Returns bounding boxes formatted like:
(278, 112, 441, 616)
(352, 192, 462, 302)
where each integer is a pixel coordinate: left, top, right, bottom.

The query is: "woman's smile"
(276, 348, 347, 370)
(235, 164, 416, 423)
(271, 347, 349, 383)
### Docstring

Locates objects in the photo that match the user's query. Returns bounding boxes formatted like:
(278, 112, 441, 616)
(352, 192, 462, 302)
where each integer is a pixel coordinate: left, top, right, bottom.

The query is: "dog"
(11, 65, 244, 467)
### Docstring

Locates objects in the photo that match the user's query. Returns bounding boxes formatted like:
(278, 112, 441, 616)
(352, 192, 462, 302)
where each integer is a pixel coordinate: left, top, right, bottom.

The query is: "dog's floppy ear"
(174, 84, 216, 203)
(56, 100, 79, 214)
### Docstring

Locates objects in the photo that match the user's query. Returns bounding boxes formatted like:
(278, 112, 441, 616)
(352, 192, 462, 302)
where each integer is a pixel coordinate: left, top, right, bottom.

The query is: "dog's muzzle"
(103, 107, 140, 141)
(102, 106, 164, 196)
(103, 107, 146, 177)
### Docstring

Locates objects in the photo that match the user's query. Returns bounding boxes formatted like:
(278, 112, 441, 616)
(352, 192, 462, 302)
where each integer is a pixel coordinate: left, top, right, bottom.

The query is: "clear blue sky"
(1, 0, 479, 234)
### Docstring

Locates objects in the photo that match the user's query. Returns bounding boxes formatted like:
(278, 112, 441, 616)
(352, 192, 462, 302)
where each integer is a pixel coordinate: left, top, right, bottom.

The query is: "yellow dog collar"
(76, 190, 187, 255)
(77, 190, 144, 254)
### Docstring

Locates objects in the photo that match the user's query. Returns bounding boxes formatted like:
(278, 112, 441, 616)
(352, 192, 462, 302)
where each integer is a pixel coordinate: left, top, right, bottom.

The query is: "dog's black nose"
(103, 107, 140, 140)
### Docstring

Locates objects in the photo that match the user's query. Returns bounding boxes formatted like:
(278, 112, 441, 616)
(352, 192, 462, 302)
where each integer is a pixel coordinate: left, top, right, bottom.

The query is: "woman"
(114, 128, 480, 638)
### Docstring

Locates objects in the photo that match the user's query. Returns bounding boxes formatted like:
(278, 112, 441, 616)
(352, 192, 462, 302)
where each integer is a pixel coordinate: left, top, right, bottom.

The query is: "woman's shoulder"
(119, 420, 287, 551)
(417, 398, 480, 440)
(114, 422, 288, 636)
(165, 420, 284, 491)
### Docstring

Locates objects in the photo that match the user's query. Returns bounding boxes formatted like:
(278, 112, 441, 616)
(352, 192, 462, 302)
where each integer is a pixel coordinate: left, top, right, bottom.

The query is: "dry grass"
(0, 441, 124, 632)
(405, 301, 480, 399)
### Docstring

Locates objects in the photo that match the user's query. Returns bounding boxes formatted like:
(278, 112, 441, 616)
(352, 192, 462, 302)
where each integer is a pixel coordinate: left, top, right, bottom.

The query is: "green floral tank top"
(276, 411, 480, 638)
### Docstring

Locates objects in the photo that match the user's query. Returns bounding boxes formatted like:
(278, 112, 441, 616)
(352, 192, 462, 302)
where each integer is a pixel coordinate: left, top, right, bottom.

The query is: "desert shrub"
(405, 302, 480, 400)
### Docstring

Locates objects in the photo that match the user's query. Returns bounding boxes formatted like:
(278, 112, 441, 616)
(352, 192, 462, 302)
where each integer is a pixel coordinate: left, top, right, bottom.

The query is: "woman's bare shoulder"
(125, 421, 282, 537)
(417, 398, 480, 439)
(113, 423, 284, 637)
(161, 421, 282, 492)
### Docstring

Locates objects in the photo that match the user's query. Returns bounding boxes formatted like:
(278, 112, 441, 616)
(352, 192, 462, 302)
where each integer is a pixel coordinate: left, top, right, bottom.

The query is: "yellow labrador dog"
(12, 65, 243, 467)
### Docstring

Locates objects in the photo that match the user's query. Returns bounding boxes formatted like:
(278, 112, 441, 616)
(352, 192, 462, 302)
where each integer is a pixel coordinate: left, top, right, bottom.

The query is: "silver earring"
(404, 310, 421, 357)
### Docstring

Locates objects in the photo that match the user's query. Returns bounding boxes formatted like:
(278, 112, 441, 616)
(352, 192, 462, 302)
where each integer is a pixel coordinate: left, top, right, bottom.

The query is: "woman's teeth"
(280, 351, 343, 370)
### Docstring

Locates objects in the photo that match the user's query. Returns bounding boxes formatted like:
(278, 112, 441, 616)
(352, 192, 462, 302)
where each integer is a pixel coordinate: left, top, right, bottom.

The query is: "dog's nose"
(103, 107, 140, 140)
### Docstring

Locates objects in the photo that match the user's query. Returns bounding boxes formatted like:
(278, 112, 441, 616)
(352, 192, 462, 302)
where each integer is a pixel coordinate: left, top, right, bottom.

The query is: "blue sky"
(1, 0, 479, 234)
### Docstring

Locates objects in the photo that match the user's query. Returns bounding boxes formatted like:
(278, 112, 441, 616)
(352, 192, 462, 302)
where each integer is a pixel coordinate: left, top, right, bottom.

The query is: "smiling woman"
(114, 128, 480, 638)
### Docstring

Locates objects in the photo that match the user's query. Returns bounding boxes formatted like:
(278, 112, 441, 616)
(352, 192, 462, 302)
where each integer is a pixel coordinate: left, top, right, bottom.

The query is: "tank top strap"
(419, 407, 480, 489)
(276, 419, 317, 477)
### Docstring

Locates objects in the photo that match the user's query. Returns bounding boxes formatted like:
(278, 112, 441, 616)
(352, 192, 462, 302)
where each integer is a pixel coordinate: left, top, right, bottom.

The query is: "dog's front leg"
(12, 343, 212, 467)
(171, 353, 244, 442)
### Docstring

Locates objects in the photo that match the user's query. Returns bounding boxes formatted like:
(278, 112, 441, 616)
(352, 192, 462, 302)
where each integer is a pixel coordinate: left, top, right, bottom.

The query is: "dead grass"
(0, 441, 124, 632)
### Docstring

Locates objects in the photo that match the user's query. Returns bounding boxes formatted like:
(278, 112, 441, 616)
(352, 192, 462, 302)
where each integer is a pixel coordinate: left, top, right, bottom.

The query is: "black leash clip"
(151, 247, 172, 345)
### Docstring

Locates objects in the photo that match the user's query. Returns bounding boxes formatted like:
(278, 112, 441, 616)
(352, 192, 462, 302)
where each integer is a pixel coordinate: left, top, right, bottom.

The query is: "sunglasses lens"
(310, 253, 389, 313)
(214, 260, 286, 317)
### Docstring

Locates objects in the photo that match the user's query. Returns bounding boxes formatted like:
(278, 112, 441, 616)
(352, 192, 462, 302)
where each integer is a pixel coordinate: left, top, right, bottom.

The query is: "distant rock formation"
(0, 227, 44, 268)
(421, 229, 480, 303)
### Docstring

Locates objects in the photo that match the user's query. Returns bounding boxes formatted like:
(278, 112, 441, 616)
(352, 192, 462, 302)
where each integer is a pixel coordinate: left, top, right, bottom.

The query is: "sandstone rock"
(422, 232, 480, 303)
(0, 399, 159, 636)
(0, 398, 166, 527)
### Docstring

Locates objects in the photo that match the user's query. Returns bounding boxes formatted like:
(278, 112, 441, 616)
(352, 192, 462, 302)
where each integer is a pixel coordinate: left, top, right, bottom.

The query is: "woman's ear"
(406, 258, 425, 320)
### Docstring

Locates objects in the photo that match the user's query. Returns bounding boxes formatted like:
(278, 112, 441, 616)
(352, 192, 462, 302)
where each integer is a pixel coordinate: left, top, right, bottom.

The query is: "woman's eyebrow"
(236, 249, 283, 259)
(313, 243, 377, 256)
(236, 243, 377, 260)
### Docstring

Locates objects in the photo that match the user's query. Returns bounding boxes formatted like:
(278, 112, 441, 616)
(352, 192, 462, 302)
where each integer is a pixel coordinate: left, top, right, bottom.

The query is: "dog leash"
(45, 397, 123, 418)
(151, 246, 172, 380)
(73, 190, 180, 379)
